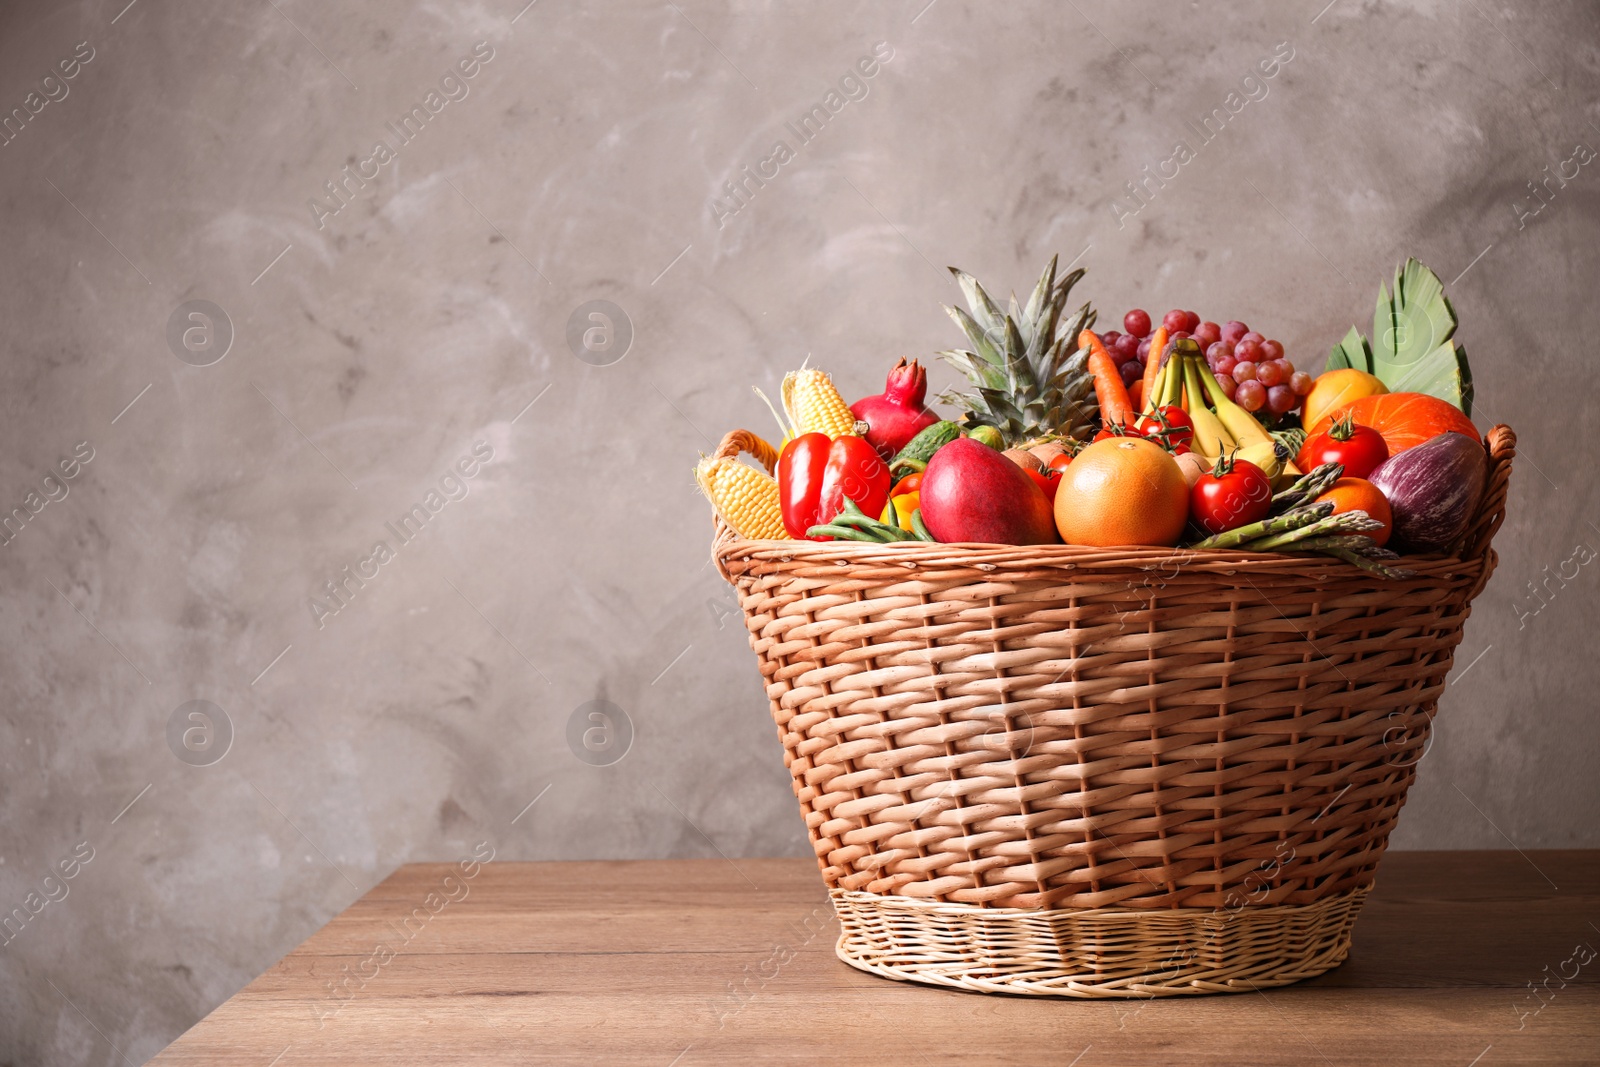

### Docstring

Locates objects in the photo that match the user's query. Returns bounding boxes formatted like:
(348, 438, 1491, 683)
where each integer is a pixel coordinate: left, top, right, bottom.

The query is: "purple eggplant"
(1367, 431, 1488, 553)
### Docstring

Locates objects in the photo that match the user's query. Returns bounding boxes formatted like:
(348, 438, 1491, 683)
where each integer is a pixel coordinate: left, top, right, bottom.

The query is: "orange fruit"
(1054, 436, 1188, 547)
(1301, 369, 1387, 434)
(1314, 477, 1394, 547)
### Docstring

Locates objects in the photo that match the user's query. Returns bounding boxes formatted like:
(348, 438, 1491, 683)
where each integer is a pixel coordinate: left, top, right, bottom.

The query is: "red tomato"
(1046, 452, 1073, 474)
(1135, 406, 1195, 454)
(1025, 467, 1061, 504)
(1301, 414, 1389, 480)
(1190, 457, 1272, 535)
(1314, 477, 1393, 547)
(1093, 423, 1137, 443)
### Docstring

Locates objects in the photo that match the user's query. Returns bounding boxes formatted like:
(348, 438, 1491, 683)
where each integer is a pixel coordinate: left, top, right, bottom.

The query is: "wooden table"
(152, 851, 1598, 1066)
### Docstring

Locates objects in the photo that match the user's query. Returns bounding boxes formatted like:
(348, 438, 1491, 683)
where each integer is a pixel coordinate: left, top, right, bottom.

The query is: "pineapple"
(936, 255, 1099, 445)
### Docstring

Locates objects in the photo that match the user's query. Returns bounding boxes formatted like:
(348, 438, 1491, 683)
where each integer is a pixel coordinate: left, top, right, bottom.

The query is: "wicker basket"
(711, 424, 1516, 997)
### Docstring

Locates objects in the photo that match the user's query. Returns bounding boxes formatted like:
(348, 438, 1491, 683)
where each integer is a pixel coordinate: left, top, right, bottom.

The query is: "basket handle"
(708, 429, 780, 583)
(1459, 424, 1515, 588)
(713, 428, 779, 474)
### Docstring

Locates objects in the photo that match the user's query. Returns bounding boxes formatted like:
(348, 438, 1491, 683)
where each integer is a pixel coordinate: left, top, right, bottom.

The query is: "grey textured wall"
(1, 0, 1597, 1063)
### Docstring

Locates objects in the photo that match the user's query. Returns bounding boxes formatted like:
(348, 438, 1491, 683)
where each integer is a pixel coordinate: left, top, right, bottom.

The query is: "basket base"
(832, 884, 1370, 998)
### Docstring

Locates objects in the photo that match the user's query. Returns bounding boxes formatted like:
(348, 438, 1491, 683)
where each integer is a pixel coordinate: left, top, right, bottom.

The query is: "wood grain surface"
(150, 851, 1600, 1066)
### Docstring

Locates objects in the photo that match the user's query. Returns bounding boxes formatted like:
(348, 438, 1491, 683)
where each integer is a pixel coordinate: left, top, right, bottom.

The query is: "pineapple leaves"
(949, 269, 1006, 338)
(1020, 255, 1058, 336)
(937, 347, 1006, 392)
(945, 306, 1004, 370)
(1324, 257, 1474, 415)
(938, 256, 1101, 444)
(1001, 316, 1029, 379)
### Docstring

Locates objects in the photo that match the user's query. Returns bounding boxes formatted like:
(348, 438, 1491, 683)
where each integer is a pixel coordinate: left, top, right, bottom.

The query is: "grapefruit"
(1054, 436, 1189, 547)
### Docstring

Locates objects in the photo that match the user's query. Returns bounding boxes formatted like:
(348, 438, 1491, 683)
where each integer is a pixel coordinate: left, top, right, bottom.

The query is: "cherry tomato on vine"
(1190, 455, 1273, 535)
(1092, 422, 1137, 443)
(1135, 406, 1195, 455)
(1025, 467, 1061, 504)
(1046, 452, 1073, 474)
(1301, 414, 1389, 480)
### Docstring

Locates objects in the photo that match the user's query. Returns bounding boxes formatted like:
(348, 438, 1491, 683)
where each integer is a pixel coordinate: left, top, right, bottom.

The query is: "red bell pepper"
(776, 433, 891, 540)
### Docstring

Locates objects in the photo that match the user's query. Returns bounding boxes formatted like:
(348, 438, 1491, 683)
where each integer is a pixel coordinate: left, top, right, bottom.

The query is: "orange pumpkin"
(1298, 392, 1477, 466)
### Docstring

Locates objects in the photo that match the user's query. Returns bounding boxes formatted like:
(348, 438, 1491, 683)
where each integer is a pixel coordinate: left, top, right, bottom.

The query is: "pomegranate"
(851, 358, 939, 459)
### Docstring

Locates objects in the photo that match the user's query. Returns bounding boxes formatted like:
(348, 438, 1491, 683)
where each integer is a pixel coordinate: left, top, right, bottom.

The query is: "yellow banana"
(1272, 456, 1303, 491)
(1194, 363, 1274, 448)
(1222, 438, 1299, 483)
(1192, 408, 1234, 461)
(1232, 440, 1283, 481)
(1179, 356, 1234, 459)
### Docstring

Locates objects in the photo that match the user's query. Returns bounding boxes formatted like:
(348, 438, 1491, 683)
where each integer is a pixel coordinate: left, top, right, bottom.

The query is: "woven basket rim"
(715, 536, 1480, 569)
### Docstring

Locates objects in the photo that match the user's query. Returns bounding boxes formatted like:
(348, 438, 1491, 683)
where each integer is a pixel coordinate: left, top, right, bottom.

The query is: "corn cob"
(782, 369, 861, 439)
(695, 457, 789, 540)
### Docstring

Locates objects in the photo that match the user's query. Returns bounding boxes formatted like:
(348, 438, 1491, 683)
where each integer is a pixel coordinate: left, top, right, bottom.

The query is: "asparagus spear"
(1268, 462, 1344, 515)
(1325, 548, 1417, 580)
(1188, 502, 1334, 550)
(1269, 534, 1382, 553)
(1244, 510, 1385, 551)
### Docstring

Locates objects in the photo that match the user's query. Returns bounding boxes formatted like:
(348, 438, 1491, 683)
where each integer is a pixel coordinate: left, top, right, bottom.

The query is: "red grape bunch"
(1111, 309, 1315, 420)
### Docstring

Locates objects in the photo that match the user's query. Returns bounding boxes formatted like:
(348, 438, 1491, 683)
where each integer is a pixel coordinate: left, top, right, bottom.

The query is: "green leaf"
(949, 268, 1006, 337)
(1061, 302, 1095, 353)
(1386, 340, 1472, 413)
(944, 307, 1003, 368)
(936, 348, 1006, 391)
(1326, 325, 1372, 373)
(1378, 258, 1457, 366)
(1324, 258, 1473, 416)
(1053, 267, 1087, 308)
(1021, 254, 1058, 332)
(975, 387, 1026, 425)
(1002, 316, 1027, 374)
(936, 390, 987, 428)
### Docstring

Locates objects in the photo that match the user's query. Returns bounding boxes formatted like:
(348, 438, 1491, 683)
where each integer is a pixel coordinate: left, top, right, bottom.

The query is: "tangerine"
(1300, 368, 1386, 433)
(1053, 436, 1188, 547)
(1314, 477, 1394, 548)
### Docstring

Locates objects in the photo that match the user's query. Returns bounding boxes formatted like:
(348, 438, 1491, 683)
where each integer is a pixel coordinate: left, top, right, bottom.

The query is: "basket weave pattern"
(712, 425, 1514, 993)
(830, 883, 1369, 995)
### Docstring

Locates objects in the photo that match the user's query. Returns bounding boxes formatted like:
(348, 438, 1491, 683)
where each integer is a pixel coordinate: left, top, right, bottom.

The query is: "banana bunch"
(1146, 340, 1300, 485)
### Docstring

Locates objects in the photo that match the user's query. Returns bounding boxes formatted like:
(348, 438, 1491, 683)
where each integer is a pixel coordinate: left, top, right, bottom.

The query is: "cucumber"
(890, 421, 962, 476)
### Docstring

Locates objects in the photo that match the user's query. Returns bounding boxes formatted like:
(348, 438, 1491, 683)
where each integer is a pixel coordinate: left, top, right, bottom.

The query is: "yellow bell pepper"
(891, 491, 920, 532)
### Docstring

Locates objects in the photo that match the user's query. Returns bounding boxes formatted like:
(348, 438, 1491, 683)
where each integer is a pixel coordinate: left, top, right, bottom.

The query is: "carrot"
(1128, 379, 1144, 411)
(1141, 326, 1168, 413)
(1081, 330, 1134, 429)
